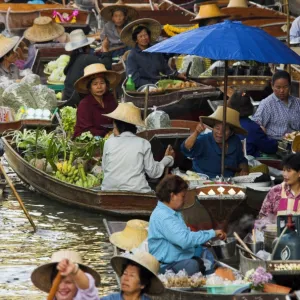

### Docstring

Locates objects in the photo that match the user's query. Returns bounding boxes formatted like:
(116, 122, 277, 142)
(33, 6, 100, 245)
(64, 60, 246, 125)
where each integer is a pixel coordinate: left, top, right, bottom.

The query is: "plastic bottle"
(126, 75, 136, 91)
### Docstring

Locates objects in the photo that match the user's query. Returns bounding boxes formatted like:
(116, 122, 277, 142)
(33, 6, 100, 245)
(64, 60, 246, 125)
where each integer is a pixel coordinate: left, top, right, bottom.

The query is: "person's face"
(5, 50, 17, 64)
(90, 77, 107, 98)
(112, 10, 126, 27)
(55, 276, 77, 300)
(136, 29, 150, 48)
(121, 265, 144, 295)
(212, 122, 232, 144)
(272, 78, 290, 101)
(283, 167, 300, 186)
(169, 190, 187, 211)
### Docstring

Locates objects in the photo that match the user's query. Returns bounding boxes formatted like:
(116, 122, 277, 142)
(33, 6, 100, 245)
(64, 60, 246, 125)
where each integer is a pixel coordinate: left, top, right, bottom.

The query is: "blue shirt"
(180, 132, 247, 178)
(126, 45, 173, 88)
(252, 93, 300, 140)
(101, 293, 151, 300)
(237, 117, 278, 157)
(148, 201, 215, 264)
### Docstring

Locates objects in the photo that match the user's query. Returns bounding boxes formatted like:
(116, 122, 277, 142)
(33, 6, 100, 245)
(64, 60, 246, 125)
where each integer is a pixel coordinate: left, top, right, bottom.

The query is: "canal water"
(0, 183, 120, 299)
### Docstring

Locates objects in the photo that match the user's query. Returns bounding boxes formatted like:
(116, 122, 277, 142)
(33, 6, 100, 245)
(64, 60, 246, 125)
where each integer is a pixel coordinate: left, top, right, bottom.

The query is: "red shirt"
(74, 93, 117, 138)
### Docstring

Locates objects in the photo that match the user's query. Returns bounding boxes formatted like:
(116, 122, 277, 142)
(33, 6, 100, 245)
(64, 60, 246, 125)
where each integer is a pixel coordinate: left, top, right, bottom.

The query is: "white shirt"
(101, 132, 174, 193)
(290, 16, 300, 43)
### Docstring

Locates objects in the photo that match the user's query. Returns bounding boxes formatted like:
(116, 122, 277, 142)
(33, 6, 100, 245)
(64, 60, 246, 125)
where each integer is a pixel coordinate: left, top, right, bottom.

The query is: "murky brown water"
(0, 184, 119, 299)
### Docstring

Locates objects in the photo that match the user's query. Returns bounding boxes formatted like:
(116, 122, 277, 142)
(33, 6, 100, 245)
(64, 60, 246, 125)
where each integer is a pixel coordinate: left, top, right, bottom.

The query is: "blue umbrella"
(145, 20, 300, 176)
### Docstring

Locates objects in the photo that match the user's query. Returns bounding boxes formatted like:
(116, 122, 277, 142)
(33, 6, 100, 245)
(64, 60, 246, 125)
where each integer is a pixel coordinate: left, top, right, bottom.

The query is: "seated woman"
(181, 106, 249, 179)
(259, 153, 300, 217)
(73, 63, 120, 138)
(101, 251, 164, 299)
(120, 18, 185, 89)
(229, 90, 278, 157)
(148, 175, 227, 276)
(31, 250, 100, 300)
(101, 102, 174, 192)
(100, 0, 138, 58)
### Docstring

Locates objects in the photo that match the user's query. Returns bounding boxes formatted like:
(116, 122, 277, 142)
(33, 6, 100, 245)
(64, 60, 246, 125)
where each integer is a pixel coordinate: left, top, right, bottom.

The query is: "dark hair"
(111, 7, 127, 17)
(272, 70, 291, 86)
(229, 91, 254, 117)
(0, 49, 14, 63)
(121, 261, 152, 294)
(114, 119, 137, 134)
(282, 153, 300, 172)
(64, 46, 90, 75)
(132, 26, 151, 43)
(87, 76, 110, 91)
(156, 175, 188, 203)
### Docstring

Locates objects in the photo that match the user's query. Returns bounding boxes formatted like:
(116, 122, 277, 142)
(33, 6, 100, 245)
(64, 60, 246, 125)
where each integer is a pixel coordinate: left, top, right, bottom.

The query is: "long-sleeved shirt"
(252, 93, 300, 140)
(100, 21, 125, 47)
(237, 117, 278, 157)
(73, 93, 117, 138)
(101, 132, 174, 193)
(181, 132, 248, 179)
(290, 16, 300, 43)
(148, 201, 216, 264)
(101, 293, 151, 300)
(126, 45, 173, 88)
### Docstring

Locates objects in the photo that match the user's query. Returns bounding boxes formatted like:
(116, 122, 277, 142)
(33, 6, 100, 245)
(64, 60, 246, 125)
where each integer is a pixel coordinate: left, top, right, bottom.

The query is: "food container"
(211, 237, 236, 260)
(264, 230, 277, 253)
(204, 283, 250, 294)
(245, 241, 264, 254)
(239, 249, 266, 275)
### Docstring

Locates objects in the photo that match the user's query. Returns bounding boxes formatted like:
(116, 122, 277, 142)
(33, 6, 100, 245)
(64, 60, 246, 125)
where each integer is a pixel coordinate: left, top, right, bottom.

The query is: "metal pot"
(211, 237, 236, 259)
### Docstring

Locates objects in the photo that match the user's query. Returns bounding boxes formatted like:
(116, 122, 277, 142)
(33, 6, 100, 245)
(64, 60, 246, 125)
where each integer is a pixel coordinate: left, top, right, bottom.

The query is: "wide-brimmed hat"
(103, 102, 145, 127)
(101, 0, 139, 22)
(201, 106, 247, 135)
(24, 16, 65, 42)
(190, 1, 227, 23)
(65, 29, 95, 52)
(31, 250, 101, 293)
(0, 34, 20, 58)
(111, 251, 165, 295)
(120, 18, 161, 48)
(74, 63, 121, 94)
(109, 219, 148, 251)
(227, 0, 248, 7)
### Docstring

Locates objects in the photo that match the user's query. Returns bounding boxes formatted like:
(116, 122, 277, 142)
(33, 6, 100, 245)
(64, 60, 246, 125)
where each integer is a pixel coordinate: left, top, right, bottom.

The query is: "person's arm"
(126, 51, 149, 87)
(235, 135, 249, 175)
(252, 101, 270, 128)
(259, 186, 280, 217)
(253, 123, 278, 154)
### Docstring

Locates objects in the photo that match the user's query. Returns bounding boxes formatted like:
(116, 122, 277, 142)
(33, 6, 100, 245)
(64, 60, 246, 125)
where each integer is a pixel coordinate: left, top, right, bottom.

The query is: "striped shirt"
(252, 93, 300, 140)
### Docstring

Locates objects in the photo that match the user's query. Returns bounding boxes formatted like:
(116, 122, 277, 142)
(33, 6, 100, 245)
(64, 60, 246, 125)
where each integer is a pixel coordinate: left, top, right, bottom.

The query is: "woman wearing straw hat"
(73, 63, 121, 138)
(120, 18, 186, 89)
(101, 251, 164, 299)
(63, 29, 113, 106)
(181, 106, 249, 178)
(101, 102, 174, 192)
(31, 250, 100, 300)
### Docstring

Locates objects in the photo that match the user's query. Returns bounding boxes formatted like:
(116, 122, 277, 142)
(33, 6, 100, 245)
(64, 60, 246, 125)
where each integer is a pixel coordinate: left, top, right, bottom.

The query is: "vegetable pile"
(45, 55, 70, 83)
(60, 106, 77, 138)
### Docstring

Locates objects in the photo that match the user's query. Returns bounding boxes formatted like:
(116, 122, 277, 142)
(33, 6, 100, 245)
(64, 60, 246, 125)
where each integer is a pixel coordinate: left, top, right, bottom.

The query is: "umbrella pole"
(286, 0, 291, 74)
(221, 60, 229, 177)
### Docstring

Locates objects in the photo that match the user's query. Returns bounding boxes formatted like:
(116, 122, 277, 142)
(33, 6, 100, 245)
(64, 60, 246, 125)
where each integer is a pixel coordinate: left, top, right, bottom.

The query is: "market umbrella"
(146, 20, 300, 176)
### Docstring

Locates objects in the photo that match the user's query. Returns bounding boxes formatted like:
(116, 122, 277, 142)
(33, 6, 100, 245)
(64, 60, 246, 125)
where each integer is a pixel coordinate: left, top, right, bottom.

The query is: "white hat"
(65, 29, 95, 51)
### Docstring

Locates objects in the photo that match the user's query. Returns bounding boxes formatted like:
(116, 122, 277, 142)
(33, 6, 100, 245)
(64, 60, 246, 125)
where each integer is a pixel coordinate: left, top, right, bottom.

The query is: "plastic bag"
(31, 85, 57, 110)
(20, 74, 41, 86)
(256, 250, 271, 261)
(131, 239, 149, 254)
(178, 55, 205, 77)
(19, 69, 33, 77)
(145, 110, 171, 129)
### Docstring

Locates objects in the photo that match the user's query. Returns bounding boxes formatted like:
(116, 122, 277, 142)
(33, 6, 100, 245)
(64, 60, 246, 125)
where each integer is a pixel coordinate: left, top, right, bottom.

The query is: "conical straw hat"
(31, 250, 100, 293)
(109, 219, 148, 250)
(227, 0, 248, 8)
(0, 34, 20, 59)
(201, 106, 247, 135)
(74, 63, 121, 93)
(111, 251, 165, 295)
(103, 102, 145, 127)
(190, 1, 227, 23)
(24, 16, 65, 42)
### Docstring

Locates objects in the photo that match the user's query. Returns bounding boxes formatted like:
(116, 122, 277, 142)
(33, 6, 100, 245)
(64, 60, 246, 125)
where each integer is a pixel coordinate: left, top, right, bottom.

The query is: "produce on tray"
(157, 79, 198, 90)
(45, 55, 70, 83)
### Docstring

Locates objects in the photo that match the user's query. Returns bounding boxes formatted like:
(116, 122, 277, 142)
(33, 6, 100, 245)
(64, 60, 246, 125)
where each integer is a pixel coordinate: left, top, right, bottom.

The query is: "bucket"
(245, 241, 264, 254)
(211, 237, 236, 260)
(239, 250, 266, 275)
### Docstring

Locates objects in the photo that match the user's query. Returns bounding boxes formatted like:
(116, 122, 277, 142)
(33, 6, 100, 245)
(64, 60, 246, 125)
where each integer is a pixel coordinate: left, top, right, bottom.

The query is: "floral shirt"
(259, 183, 300, 217)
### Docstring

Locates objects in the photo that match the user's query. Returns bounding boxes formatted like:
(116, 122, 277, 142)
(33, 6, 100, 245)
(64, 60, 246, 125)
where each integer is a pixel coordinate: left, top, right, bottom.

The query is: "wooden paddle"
(0, 163, 36, 232)
(47, 272, 62, 300)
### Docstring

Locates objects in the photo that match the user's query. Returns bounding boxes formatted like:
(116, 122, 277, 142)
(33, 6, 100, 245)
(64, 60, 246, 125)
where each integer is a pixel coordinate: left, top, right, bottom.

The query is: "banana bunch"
(75, 164, 99, 188)
(55, 161, 79, 184)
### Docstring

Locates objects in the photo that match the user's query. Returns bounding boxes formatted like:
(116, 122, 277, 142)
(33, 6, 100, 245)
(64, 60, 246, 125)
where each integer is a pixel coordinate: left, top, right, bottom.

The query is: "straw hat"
(24, 16, 65, 42)
(201, 106, 247, 135)
(100, 0, 139, 22)
(74, 63, 121, 94)
(31, 250, 101, 293)
(109, 219, 148, 251)
(190, 1, 227, 23)
(227, 0, 248, 8)
(65, 29, 95, 52)
(111, 251, 165, 295)
(0, 34, 20, 59)
(120, 18, 161, 48)
(103, 102, 145, 127)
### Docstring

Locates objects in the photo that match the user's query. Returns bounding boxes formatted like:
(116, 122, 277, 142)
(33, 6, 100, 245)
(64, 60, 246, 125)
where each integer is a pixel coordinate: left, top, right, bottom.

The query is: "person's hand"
(195, 117, 206, 135)
(165, 145, 175, 158)
(215, 230, 227, 240)
(177, 72, 187, 80)
(102, 37, 110, 52)
(57, 259, 77, 276)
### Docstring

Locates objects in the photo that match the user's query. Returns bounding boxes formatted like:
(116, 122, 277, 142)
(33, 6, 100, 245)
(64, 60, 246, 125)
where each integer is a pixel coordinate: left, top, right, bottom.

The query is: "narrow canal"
(0, 183, 119, 299)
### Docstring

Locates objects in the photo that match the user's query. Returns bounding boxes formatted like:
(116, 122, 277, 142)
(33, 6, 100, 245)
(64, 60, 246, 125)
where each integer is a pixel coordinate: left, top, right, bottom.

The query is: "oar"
(47, 272, 62, 300)
(0, 163, 36, 232)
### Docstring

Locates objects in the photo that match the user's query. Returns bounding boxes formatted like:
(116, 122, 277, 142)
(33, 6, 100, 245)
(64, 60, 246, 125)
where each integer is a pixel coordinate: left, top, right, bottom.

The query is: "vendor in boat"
(252, 70, 300, 140)
(259, 153, 300, 217)
(101, 252, 164, 299)
(31, 250, 100, 300)
(120, 18, 186, 89)
(63, 29, 113, 106)
(100, 0, 138, 58)
(228, 90, 278, 157)
(181, 106, 249, 179)
(101, 102, 174, 192)
(148, 175, 227, 276)
(290, 16, 300, 45)
(73, 63, 120, 138)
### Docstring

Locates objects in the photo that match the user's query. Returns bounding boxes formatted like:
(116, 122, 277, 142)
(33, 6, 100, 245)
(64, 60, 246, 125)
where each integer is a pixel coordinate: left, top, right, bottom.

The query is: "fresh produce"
(45, 55, 70, 82)
(20, 74, 41, 86)
(55, 152, 80, 184)
(56, 92, 62, 100)
(31, 85, 57, 110)
(166, 81, 197, 89)
(60, 106, 77, 138)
